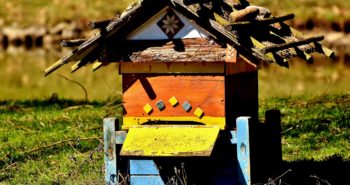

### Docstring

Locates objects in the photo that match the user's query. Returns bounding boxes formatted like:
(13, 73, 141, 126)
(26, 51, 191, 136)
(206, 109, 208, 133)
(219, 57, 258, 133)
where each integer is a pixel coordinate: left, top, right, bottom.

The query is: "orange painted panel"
(123, 75, 225, 118)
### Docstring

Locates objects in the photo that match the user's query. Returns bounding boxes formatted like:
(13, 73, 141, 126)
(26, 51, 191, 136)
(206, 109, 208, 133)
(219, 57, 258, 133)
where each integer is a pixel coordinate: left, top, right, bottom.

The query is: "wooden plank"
(109, 45, 226, 63)
(236, 117, 251, 185)
(122, 75, 225, 125)
(250, 37, 288, 64)
(225, 56, 258, 75)
(129, 160, 164, 185)
(268, 31, 313, 63)
(103, 118, 118, 185)
(129, 160, 161, 175)
(120, 127, 219, 156)
(225, 14, 295, 30)
(130, 176, 164, 185)
(120, 62, 225, 74)
(169, 0, 273, 64)
(262, 35, 324, 54)
(60, 39, 88, 47)
(280, 23, 334, 58)
(44, 0, 167, 76)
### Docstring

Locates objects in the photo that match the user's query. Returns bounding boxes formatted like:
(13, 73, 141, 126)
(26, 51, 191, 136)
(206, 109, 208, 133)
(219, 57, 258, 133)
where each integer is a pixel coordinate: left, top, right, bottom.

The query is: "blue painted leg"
(129, 160, 165, 185)
(237, 117, 251, 185)
(104, 118, 118, 185)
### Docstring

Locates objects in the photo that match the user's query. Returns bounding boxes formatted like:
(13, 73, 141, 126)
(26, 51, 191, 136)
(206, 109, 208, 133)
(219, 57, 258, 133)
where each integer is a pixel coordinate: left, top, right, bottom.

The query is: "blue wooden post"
(237, 117, 251, 185)
(104, 118, 118, 185)
(129, 160, 165, 185)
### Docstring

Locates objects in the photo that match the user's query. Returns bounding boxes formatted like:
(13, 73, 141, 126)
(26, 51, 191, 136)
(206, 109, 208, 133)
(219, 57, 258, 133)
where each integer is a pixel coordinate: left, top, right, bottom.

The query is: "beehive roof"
(45, 0, 334, 76)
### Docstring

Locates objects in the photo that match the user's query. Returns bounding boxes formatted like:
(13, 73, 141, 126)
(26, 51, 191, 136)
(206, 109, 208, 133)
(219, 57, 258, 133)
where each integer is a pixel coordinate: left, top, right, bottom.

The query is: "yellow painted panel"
(122, 116, 225, 130)
(120, 127, 220, 156)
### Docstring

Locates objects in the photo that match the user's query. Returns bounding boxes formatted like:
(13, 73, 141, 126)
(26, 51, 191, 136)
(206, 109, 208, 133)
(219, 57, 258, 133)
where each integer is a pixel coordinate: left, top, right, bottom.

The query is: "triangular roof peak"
(45, 0, 334, 76)
(127, 7, 209, 40)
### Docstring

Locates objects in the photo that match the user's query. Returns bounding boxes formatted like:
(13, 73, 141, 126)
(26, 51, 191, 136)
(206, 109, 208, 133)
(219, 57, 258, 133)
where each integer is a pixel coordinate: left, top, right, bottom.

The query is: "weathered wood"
(230, 6, 259, 22)
(169, 0, 273, 64)
(209, 20, 273, 63)
(226, 14, 295, 30)
(268, 31, 313, 63)
(120, 62, 225, 74)
(236, 117, 251, 185)
(129, 47, 225, 62)
(87, 19, 113, 30)
(262, 35, 324, 54)
(103, 118, 118, 185)
(102, 38, 226, 63)
(45, 0, 167, 76)
(60, 39, 88, 47)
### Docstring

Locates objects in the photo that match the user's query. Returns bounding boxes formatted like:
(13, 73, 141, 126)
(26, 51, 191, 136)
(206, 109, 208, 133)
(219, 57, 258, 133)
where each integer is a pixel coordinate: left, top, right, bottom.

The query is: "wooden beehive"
(45, 0, 333, 155)
(45, 0, 334, 184)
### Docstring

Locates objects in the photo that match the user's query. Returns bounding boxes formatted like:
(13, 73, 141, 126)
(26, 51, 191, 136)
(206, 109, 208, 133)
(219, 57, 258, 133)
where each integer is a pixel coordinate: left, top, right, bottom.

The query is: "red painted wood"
(123, 75, 225, 117)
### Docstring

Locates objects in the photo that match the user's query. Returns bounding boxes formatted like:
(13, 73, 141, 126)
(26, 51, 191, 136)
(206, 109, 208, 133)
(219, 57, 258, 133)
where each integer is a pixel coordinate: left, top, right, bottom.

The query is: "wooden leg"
(129, 160, 165, 185)
(104, 118, 118, 185)
(237, 117, 251, 185)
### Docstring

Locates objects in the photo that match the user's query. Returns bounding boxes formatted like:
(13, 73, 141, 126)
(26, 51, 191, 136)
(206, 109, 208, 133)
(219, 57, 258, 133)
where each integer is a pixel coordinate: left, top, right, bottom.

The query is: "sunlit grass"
(259, 94, 350, 161)
(0, 0, 349, 27)
(0, 0, 131, 27)
(0, 94, 349, 183)
(0, 99, 122, 184)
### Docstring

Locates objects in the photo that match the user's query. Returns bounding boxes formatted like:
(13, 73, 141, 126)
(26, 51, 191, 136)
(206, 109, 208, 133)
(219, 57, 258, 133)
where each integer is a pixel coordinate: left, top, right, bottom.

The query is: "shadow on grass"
(268, 156, 350, 185)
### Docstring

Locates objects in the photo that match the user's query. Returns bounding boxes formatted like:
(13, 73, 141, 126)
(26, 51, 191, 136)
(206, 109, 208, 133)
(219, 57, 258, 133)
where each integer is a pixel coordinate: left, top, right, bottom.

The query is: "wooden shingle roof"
(45, 0, 334, 76)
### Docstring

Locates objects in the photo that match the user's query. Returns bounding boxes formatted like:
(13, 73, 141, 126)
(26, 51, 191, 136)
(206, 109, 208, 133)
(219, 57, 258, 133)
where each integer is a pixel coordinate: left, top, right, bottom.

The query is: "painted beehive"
(45, 0, 332, 154)
(45, 0, 333, 183)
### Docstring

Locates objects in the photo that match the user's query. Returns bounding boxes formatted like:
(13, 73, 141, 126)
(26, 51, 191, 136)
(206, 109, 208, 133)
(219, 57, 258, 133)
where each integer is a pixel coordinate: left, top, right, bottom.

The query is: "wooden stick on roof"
(225, 14, 295, 30)
(60, 39, 88, 47)
(87, 19, 113, 30)
(262, 35, 324, 54)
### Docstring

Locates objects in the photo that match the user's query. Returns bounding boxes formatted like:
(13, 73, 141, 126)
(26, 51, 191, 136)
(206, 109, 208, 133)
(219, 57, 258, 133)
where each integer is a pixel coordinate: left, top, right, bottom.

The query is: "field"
(0, 94, 349, 184)
(0, 0, 349, 27)
(0, 0, 350, 184)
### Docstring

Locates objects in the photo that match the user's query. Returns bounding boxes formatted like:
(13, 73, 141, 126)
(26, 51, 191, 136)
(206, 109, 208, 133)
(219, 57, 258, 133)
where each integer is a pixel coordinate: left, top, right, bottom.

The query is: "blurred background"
(0, 0, 349, 101)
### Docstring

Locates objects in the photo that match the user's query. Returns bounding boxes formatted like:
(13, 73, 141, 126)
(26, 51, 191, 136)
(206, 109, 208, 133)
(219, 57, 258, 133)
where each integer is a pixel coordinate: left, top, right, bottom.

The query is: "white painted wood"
(127, 7, 209, 40)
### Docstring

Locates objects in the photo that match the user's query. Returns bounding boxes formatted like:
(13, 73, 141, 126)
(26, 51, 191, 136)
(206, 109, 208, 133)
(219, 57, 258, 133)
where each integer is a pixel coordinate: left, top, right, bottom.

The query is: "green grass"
(0, 0, 131, 27)
(259, 94, 350, 161)
(0, 94, 349, 183)
(0, 99, 122, 184)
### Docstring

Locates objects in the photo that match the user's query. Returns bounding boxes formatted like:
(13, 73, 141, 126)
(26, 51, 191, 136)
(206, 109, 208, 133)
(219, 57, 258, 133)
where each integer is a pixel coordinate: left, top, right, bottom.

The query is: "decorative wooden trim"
(120, 62, 225, 74)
